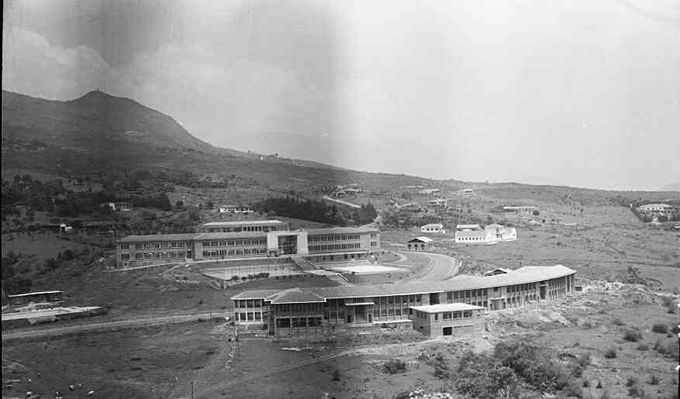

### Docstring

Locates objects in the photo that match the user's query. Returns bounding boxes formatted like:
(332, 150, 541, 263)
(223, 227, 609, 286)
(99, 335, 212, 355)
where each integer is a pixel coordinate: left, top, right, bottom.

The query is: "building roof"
(306, 226, 380, 235)
(7, 290, 63, 298)
(119, 233, 198, 243)
(411, 303, 484, 313)
(456, 224, 482, 231)
(266, 288, 326, 304)
(638, 203, 673, 209)
(232, 265, 576, 302)
(484, 268, 512, 276)
(202, 220, 284, 227)
(194, 232, 268, 240)
(409, 237, 434, 243)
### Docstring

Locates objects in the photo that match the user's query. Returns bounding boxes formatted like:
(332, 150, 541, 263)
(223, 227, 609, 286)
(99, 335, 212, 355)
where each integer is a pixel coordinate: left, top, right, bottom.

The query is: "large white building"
(454, 224, 517, 244)
(637, 203, 675, 217)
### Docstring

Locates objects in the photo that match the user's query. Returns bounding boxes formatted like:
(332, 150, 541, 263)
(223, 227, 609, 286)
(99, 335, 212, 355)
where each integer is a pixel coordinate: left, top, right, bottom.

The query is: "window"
(443, 312, 451, 320)
(121, 253, 130, 260)
(120, 243, 129, 249)
(434, 313, 439, 321)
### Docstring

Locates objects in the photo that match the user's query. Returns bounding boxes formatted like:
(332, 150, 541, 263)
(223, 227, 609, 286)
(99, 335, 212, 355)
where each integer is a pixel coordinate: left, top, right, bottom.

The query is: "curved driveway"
(386, 250, 461, 282)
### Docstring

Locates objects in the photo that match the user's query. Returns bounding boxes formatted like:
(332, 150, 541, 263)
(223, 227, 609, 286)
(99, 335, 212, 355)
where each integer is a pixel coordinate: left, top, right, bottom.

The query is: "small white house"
(421, 223, 445, 234)
(454, 224, 517, 244)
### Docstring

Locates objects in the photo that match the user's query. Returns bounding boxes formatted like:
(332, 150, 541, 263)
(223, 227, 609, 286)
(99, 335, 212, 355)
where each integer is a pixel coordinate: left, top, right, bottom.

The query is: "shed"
(407, 236, 433, 251)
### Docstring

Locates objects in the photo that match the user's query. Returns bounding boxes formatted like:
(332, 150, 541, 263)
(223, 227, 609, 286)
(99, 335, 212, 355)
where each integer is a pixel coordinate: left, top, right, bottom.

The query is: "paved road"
(1, 312, 229, 342)
(392, 250, 461, 282)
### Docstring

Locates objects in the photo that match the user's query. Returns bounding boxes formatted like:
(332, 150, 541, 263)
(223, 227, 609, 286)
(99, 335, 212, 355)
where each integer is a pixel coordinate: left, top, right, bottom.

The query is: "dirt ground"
(2, 320, 229, 399)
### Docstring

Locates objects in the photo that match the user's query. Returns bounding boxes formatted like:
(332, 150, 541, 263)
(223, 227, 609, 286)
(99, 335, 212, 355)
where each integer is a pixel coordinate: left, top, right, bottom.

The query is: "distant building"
(418, 188, 440, 195)
(503, 205, 537, 218)
(420, 223, 445, 234)
(218, 204, 252, 214)
(484, 268, 512, 277)
(426, 198, 448, 208)
(637, 203, 675, 217)
(407, 236, 434, 251)
(462, 188, 474, 194)
(116, 221, 381, 268)
(454, 224, 517, 244)
(102, 202, 133, 212)
(7, 290, 63, 306)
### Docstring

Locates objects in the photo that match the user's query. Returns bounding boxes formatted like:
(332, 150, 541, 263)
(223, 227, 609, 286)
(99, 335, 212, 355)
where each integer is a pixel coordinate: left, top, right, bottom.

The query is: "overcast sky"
(3, 0, 680, 190)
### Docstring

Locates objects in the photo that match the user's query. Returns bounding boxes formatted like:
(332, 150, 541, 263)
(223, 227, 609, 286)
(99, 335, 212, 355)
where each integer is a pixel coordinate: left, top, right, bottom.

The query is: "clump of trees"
(453, 341, 585, 399)
(253, 196, 347, 225)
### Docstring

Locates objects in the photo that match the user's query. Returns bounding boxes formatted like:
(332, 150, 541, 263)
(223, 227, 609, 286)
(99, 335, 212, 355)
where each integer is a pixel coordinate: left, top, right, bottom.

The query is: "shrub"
(626, 377, 637, 387)
(636, 343, 649, 351)
(596, 380, 603, 389)
(604, 348, 617, 359)
(628, 385, 645, 398)
(647, 374, 660, 385)
(651, 323, 668, 334)
(623, 329, 642, 342)
(612, 317, 625, 326)
(332, 369, 341, 381)
(582, 380, 590, 388)
(382, 359, 407, 374)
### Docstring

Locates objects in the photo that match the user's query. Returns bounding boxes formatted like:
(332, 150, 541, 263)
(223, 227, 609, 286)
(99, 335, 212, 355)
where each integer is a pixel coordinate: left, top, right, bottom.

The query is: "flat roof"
(233, 265, 576, 301)
(202, 220, 284, 227)
(411, 303, 484, 313)
(7, 290, 63, 298)
(306, 227, 380, 235)
(119, 233, 197, 243)
(421, 223, 443, 228)
(194, 232, 267, 240)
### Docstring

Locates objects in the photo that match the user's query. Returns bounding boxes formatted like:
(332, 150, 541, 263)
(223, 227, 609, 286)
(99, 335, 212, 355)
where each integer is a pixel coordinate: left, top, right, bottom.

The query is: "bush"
(612, 317, 625, 326)
(651, 323, 668, 334)
(647, 374, 660, 385)
(623, 329, 642, 342)
(604, 348, 617, 359)
(596, 380, 603, 389)
(382, 359, 407, 374)
(332, 369, 341, 381)
(636, 343, 649, 351)
(626, 377, 637, 387)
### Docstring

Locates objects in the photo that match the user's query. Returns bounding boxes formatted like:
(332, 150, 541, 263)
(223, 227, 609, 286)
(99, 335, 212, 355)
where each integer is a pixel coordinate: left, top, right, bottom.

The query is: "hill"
(2, 90, 432, 194)
(658, 183, 680, 192)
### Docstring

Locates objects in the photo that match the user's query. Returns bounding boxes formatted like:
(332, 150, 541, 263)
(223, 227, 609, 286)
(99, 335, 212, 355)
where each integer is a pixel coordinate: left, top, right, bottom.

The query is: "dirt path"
(1, 312, 228, 342)
(399, 251, 461, 282)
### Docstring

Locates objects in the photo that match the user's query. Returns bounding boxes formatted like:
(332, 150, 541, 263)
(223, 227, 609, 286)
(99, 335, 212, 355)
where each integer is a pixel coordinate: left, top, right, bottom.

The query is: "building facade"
(232, 265, 576, 336)
(407, 237, 434, 251)
(116, 221, 381, 268)
(411, 303, 485, 337)
(421, 223, 445, 234)
(454, 224, 517, 244)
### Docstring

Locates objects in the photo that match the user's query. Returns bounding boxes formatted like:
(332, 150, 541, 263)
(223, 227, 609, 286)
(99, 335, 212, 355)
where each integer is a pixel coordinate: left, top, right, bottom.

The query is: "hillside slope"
(1, 90, 431, 193)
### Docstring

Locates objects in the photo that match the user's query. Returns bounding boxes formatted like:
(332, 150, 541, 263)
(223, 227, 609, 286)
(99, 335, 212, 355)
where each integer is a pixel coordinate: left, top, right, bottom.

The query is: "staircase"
(291, 255, 318, 272)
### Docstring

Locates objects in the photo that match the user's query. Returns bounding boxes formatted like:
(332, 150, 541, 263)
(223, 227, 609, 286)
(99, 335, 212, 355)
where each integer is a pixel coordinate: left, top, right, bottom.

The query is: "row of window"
(123, 251, 187, 260)
(456, 235, 487, 242)
(308, 234, 362, 242)
(202, 248, 267, 257)
(309, 243, 362, 252)
(121, 241, 190, 250)
(202, 239, 267, 247)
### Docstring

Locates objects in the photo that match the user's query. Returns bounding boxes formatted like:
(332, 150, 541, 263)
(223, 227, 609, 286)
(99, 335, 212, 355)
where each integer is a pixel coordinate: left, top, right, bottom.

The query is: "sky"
(3, 0, 680, 191)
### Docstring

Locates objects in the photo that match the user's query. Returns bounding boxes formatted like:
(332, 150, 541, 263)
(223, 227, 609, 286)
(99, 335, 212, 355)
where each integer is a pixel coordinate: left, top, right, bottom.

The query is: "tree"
(175, 200, 184, 210)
